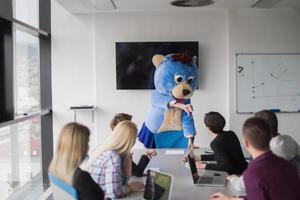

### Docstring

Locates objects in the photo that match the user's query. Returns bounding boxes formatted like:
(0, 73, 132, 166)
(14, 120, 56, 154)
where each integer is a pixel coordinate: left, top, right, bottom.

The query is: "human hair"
(255, 110, 278, 137)
(49, 122, 90, 184)
(104, 120, 137, 155)
(110, 113, 132, 130)
(242, 117, 272, 151)
(84, 121, 137, 170)
(204, 112, 226, 134)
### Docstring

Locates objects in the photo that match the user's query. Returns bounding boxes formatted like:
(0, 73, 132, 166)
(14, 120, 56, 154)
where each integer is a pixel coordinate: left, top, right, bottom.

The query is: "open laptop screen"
(144, 170, 173, 200)
(187, 153, 200, 183)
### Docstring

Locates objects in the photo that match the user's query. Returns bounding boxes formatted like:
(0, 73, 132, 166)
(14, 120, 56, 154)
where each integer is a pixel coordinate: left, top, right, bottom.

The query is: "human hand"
(196, 161, 206, 169)
(128, 181, 145, 192)
(187, 104, 193, 112)
(226, 175, 238, 181)
(182, 153, 189, 163)
(183, 147, 200, 162)
(209, 192, 244, 200)
(188, 137, 199, 150)
(209, 192, 231, 200)
(171, 103, 192, 116)
(188, 141, 194, 150)
(182, 153, 200, 162)
(144, 149, 157, 158)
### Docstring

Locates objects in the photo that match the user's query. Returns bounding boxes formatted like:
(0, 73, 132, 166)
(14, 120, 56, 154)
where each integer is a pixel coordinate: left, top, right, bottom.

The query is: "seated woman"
(196, 112, 248, 175)
(110, 113, 156, 177)
(49, 122, 104, 200)
(88, 121, 144, 199)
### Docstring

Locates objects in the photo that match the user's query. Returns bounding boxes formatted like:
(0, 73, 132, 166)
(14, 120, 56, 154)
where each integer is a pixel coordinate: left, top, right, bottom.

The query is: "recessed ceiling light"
(170, 0, 214, 7)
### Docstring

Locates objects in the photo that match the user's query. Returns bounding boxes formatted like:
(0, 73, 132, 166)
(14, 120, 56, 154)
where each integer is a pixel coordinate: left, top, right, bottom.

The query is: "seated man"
(256, 110, 300, 171)
(210, 117, 300, 200)
(228, 109, 300, 192)
(196, 112, 247, 175)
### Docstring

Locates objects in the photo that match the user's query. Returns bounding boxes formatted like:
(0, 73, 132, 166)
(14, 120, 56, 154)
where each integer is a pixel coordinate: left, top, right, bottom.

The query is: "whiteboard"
(236, 53, 300, 113)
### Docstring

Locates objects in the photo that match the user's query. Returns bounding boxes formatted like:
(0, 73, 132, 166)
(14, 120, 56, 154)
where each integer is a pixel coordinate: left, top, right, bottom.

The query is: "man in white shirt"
(270, 134, 300, 171)
(228, 110, 300, 192)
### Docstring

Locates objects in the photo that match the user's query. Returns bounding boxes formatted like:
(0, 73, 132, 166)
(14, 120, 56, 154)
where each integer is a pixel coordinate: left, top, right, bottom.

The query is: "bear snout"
(183, 89, 191, 96)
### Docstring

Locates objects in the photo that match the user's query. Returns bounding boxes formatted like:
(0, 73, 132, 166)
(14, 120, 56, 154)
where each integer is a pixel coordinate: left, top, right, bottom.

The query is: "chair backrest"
(49, 174, 79, 200)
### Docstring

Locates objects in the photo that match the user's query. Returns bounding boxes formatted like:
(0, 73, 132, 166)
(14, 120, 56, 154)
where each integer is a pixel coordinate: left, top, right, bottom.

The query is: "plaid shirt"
(90, 150, 127, 199)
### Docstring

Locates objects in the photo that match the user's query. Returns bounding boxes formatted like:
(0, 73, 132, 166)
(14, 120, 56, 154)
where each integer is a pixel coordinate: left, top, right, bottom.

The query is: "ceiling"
(54, 0, 300, 14)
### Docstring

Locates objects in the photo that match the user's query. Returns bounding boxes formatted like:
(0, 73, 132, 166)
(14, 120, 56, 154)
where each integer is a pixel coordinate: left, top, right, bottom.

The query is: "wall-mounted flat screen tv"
(116, 41, 199, 89)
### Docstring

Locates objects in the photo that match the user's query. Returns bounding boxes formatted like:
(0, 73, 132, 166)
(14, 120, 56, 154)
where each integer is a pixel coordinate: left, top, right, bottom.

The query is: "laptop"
(144, 169, 173, 200)
(187, 152, 226, 187)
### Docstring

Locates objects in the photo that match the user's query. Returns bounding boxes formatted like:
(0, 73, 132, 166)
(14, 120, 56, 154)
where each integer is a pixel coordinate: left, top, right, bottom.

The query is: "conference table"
(121, 148, 246, 200)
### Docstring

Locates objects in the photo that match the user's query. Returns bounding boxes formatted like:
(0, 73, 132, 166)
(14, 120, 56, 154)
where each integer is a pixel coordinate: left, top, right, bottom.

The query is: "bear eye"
(174, 75, 183, 84)
(187, 76, 195, 84)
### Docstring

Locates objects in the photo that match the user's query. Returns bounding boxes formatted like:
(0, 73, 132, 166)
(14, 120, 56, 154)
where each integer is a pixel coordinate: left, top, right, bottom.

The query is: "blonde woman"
(110, 113, 156, 177)
(88, 121, 144, 199)
(49, 123, 104, 200)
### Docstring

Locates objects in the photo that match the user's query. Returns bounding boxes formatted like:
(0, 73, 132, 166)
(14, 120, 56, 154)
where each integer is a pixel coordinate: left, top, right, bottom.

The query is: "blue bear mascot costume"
(138, 53, 198, 148)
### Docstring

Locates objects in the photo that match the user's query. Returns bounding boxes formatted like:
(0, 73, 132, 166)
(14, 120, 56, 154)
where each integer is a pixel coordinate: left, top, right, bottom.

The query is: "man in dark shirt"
(196, 112, 248, 175)
(210, 117, 300, 200)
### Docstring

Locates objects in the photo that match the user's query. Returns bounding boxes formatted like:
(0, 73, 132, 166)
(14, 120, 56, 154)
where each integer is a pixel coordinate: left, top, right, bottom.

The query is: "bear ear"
(152, 55, 165, 68)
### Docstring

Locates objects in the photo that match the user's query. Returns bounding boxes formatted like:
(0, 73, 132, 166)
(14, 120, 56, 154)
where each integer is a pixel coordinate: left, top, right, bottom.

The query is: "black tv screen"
(116, 41, 199, 89)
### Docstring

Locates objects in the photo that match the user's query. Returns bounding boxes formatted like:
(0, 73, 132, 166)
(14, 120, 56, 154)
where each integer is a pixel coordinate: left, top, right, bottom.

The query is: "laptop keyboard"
(198, 176, 214, 184)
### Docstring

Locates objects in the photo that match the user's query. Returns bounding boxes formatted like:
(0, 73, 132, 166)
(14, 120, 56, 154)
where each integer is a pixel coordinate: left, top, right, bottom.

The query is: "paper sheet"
(165, 149, 185, 155)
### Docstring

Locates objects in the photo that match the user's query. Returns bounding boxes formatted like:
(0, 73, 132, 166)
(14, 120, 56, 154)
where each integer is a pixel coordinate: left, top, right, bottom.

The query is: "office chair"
(49, 174, 79, 200)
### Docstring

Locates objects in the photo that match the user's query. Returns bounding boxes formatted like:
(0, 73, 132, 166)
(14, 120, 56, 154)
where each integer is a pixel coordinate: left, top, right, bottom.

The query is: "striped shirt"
(89, 150, 127, 199)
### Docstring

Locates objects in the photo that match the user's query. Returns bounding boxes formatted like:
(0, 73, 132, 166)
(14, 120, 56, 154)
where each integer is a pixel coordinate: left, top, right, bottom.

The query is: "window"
(14, 30, 40, 115)
(14, 0, 39, 28)
(0, 0, 52, 199)
(0, 119, 41, 199)
(0, 126, 12, 199)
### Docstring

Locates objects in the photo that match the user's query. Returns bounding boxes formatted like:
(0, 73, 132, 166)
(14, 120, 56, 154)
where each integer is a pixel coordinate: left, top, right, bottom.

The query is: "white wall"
(228, 9, 300, 142)
(94, 10, 228, 148)
(51, 4, 300, 149)
(51, 1, 96, 148)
